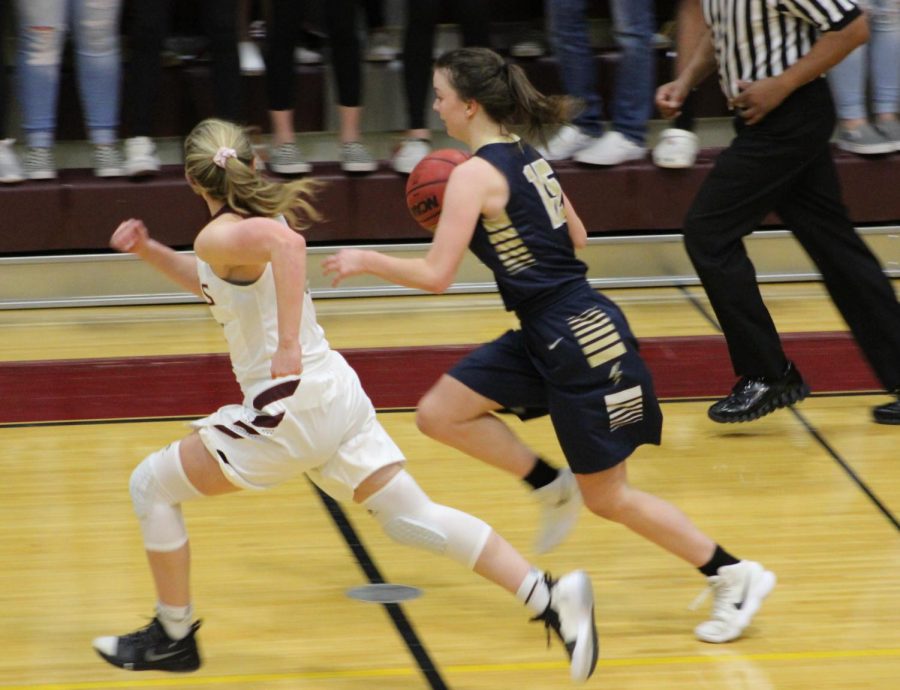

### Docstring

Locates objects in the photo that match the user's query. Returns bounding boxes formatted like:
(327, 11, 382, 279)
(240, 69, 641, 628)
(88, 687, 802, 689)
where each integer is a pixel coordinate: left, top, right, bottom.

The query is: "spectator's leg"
(456, 0, 491, 48)
(71, 0, 122, 147)
(0, 0, 10, 138)
(127, 0, 169, 138)
(608, 0, 655, 146)
(402, 0, 439, 135)
(869, 1, 900, 124)
(202, 0, 241, 121)
(323, 0, 364, 142)
(544, 0, 603, 137)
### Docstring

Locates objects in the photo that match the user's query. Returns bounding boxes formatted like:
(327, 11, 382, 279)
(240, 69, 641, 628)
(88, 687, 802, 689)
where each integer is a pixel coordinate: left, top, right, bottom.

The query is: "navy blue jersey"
(471, 139, 588, 312)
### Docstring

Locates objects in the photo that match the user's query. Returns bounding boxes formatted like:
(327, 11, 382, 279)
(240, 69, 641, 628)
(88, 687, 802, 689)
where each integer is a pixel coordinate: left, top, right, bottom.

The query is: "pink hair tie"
(213, 146, 238, 168)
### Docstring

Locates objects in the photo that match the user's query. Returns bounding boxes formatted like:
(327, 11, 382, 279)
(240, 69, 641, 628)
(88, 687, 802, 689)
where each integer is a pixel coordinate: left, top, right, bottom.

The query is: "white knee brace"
(363, 470, 492, 569)
(129, 442, 202, 552)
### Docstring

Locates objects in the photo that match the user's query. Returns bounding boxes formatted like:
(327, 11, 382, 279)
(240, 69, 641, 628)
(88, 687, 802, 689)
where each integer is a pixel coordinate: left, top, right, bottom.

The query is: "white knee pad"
(129, 442, 202, 552)
(363, 470, 492, 569)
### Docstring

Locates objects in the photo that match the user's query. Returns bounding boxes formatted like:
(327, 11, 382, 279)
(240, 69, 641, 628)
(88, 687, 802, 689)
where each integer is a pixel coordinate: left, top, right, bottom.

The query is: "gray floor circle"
(346, 583, 424, 603)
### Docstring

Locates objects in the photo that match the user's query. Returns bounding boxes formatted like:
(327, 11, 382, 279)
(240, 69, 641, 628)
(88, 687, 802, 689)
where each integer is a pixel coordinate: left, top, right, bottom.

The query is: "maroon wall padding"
(0, 332, 881, 425)
(2, 150, 898, 254)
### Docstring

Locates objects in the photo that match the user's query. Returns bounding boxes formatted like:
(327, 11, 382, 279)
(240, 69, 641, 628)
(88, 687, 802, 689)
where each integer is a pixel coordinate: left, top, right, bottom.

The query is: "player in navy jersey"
(324, 47, 775, 644)
(92, 118, 599, 682)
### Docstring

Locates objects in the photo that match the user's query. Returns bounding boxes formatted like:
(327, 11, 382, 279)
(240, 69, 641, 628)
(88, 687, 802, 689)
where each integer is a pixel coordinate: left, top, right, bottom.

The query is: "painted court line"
(5, 648, 899, 690)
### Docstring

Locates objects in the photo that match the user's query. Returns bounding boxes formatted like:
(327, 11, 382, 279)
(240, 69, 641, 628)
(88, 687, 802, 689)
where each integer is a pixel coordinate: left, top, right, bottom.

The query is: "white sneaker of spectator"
(652, 128, 699, 169)
(124, 136, 161, 176)
(239, 40, 265, 75)
(0, 139, 24, 183)
(392, 138, 431, 174)
(294, 47, 323, 65)
(537, 124, 595, 161)
(574, 131, 646, 166)
(366, 30, 398, 62)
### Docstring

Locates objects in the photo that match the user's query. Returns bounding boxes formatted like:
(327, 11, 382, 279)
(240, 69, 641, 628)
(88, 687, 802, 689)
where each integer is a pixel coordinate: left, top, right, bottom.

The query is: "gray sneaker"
(23, 147, 57, 180)
(268, 142, 312, 175)
(874, 119, 900, 151)
(835, 123, 895, 155)
(341, 141, 377, 173)
(93, 144, 126, 177)
(0, 139, 24, 183)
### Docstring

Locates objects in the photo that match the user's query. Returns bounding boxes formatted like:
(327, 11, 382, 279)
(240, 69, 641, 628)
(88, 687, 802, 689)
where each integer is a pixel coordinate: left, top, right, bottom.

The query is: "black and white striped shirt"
(702, 0, 862, 100)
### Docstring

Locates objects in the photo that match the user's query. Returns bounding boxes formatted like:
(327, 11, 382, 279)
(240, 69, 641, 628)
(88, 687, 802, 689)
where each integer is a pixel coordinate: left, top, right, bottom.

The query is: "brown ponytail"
(434, 47, 574, 143)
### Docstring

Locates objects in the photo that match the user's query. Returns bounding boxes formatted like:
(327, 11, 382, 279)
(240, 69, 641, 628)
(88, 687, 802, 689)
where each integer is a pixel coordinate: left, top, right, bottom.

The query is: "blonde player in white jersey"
(91, 118, 599, 683)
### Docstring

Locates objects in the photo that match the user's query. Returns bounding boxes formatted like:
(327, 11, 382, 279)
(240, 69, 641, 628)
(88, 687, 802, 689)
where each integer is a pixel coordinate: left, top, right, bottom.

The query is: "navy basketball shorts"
(448, 287, 662, 474)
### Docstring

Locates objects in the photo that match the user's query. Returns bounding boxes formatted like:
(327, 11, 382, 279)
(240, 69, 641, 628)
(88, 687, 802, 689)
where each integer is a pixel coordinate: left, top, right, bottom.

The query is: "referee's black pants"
(683, 78, 900, 389)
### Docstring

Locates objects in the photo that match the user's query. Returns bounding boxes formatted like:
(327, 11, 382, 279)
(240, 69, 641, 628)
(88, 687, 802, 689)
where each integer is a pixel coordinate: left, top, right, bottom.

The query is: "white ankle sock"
(516, 568, 550, 615)
(156, 601, 193, 640)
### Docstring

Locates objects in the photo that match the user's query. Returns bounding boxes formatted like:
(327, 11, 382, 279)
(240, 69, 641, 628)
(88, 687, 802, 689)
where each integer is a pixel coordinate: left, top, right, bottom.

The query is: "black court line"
(310, 480, 450, 690)
(789, 407, 899, 531)
(676, 284, 722, 330)
(680, 283, 899, 532)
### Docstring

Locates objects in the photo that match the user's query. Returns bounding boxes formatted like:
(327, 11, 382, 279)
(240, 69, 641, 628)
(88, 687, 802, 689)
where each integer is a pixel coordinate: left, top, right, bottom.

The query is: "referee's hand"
(733, 77, 792, 125)
(656, 80, 689, 119)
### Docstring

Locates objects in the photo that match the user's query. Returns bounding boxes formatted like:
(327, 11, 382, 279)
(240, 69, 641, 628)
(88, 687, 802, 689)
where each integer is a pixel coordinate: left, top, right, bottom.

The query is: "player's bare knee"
(415, 399, 450, 440)
(583, 489, 631, 522)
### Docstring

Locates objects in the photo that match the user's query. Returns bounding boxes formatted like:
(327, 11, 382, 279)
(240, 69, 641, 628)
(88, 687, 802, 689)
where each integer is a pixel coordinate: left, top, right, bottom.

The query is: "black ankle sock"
(523, 457, 559, 490)
(699, 545, 740, 577)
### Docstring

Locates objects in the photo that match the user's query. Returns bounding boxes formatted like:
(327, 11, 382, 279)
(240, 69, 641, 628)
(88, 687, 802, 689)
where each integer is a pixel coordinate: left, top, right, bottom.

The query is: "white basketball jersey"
(196, 258, 331, 403)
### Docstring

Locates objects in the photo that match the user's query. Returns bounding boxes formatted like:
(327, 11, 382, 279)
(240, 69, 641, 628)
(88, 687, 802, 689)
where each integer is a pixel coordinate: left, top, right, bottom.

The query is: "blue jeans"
(827, 0, 900, 119)
(16, 0, 122, 148)
(545, 0, 655, 144)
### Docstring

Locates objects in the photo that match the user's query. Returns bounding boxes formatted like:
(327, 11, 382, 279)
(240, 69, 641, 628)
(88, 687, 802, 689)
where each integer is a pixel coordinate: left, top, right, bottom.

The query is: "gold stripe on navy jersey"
(604, 385, 644, 431)
(483, 211, 537, 275)
(567, 306, 627, 368)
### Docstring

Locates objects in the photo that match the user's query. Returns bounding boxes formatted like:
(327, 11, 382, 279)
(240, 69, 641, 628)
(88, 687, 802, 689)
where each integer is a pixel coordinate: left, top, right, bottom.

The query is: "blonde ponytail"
(184, 119, 322, 230)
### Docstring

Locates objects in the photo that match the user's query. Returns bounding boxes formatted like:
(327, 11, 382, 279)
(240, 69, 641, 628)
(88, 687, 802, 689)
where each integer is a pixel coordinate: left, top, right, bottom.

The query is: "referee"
(657, 0, 900, 425)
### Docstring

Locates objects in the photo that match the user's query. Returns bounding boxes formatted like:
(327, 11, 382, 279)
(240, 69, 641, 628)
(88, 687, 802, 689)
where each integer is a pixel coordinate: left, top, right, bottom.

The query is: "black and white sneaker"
(93, 617, 202, 672)
(532, 571, 599, 683)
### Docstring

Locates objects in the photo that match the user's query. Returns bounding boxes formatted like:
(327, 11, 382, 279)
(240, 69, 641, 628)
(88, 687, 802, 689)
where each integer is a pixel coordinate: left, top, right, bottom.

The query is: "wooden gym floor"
(0, 282, 898, 689)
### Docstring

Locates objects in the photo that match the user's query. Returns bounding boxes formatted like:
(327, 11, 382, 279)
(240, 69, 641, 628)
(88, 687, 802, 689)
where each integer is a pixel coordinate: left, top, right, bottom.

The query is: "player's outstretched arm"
(110, 218, 203, 297)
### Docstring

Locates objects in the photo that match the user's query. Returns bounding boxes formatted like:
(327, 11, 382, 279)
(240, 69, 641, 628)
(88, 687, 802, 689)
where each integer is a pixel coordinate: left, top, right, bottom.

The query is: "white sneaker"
(693, 561, 776, 643)
(239, 40, 265, 74)
(0, 139, 24, 183)
(652, 128, 699, 169)
(533, 571, 599, 683)
(366, 30, 398, 62)
(392, 138, 431, 174)
(573, 131, 646, 166)
(537, 125, 595, 161)
(124, 136, 161, 176)
(533, 467, 582, 554)
(294, 47, 323, 65)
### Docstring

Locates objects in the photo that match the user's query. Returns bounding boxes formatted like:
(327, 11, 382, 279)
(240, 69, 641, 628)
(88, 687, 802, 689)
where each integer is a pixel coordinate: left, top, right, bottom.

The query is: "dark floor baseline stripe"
(788, 408, 899, 531)
(309, 481, 450, 690)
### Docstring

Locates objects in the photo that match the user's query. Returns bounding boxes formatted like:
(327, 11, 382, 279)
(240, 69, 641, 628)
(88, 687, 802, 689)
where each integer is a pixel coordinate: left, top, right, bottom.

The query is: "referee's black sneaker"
(708, 361, 809, 423)
(93, 617, 201, 672)
(873, 391, 900, 425)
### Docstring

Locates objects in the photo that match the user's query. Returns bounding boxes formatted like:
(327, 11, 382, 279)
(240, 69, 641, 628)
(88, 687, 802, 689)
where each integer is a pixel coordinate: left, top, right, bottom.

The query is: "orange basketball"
(405, 149, 470, 231)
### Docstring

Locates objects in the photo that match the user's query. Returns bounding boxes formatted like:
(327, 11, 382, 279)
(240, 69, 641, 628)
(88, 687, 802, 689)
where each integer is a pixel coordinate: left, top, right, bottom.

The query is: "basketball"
(405, 149, 470, 231)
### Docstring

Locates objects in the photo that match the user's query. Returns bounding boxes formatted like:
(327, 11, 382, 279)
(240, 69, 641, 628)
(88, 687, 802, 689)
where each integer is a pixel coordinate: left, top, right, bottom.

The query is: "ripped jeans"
(15, 0, 122, 148)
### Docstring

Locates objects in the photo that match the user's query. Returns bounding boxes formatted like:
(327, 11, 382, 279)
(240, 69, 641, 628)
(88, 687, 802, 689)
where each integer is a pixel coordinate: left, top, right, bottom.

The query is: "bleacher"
(0, 0, 897, 307)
